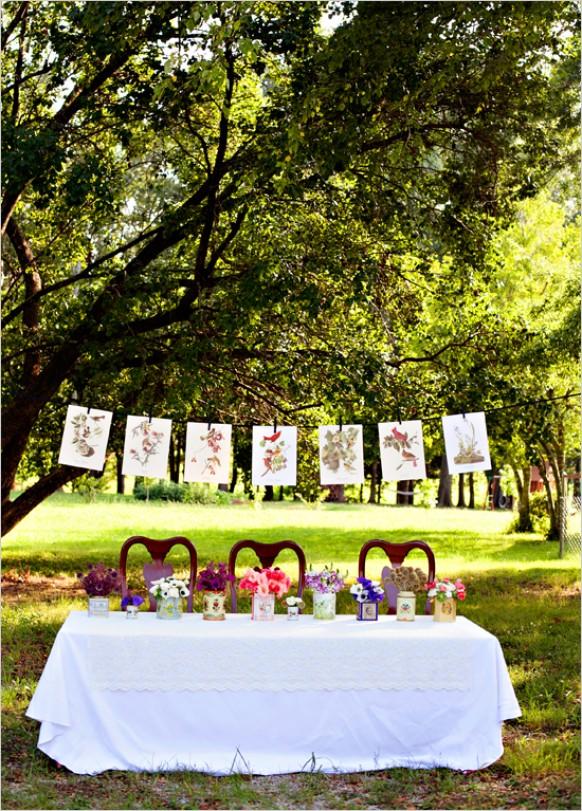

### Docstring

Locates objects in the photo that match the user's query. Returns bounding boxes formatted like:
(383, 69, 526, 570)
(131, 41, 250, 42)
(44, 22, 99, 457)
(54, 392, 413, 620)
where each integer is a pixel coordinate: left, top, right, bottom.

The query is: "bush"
(133, 480, 234, 505)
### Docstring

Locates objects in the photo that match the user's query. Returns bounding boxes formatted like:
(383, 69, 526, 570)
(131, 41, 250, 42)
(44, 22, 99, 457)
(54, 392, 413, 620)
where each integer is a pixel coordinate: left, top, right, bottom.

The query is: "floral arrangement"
(349, 577, 385, 603)
(285, 595, 305, 609)
(120, 592, 145, 610)
(425, 578, 466, 602)
(383, 566, 427, 593)
(77, 563, 121, 597)
(196, 562, 234, 592)
(304, 565, 345, 593)
(149, 576, 190, 601)
(239, 567, 291, 598)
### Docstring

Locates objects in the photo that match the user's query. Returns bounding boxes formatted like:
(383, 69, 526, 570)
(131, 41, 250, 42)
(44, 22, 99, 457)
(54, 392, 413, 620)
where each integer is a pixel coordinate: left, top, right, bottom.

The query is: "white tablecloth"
(27, 611, 520, 775)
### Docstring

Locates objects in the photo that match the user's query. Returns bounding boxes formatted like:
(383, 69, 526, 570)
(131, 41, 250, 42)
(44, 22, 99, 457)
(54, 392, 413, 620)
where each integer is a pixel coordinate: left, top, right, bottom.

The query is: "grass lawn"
(2, 495, 580, 810)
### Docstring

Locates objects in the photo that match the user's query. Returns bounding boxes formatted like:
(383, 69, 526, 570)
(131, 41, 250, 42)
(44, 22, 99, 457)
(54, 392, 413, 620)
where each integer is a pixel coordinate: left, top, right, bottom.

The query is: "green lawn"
(2, 495, 580, 810)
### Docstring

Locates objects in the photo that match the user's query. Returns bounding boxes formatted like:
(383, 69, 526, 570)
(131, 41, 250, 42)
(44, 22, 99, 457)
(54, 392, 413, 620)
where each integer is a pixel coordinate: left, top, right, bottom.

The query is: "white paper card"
(251, 426, 297, 486)
(58, 405, 113, 471)
(379, 421, 427, 481)
(122, 415, 172, 478)
(442, 412, 491, 474)
(184, 423, 232, 484)
(319, 425, 365, 485)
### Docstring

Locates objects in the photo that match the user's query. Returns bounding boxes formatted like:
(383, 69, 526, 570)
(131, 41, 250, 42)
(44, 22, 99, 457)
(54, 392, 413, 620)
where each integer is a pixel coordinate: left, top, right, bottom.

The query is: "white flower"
(168, 586, 180, 598)
(356, 591, 368, 603)
(149, 585, 159, 595)
(161, 587, 170, 598)
(179, 586, 189, 597)
(350, 584, 364, 596)
(427, 588, 437, 598)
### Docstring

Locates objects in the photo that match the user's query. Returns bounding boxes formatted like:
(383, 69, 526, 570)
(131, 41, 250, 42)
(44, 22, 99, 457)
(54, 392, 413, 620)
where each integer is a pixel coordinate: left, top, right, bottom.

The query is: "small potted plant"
(425, 577, 466, 622)
(77, 563, 121, 617)
(349, 577, 384, 621)
(304, 565, 345, 620)
(196, 562, 234, 621)
(239, 567, 291, 621)
(383, 566, 427, 621)
(285, 595, 305, 620)
(120, 591, 145, 619)
(149, 576, 190, 620)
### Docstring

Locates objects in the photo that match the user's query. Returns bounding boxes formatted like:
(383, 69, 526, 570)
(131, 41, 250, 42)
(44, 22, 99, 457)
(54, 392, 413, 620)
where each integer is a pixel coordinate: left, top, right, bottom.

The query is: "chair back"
(358, 539, 436, 615)
(228, 539, 307, 612)
(119, 535, 197, 612)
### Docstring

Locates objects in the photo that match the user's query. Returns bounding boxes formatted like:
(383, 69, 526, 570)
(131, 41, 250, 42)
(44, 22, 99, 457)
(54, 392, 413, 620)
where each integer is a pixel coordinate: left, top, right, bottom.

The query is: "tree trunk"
(468, 472, 475, 509)
(457, 473, 465, 508)
(168, 435, 180, 483)
(538, 457, 559, 540)
(218, 483, 228, 492)
(397, 480, 415, 505)
(1, 466, 85, 535)
(368, 461, 378, 504)
(264, 485, 274, 502)
(377, 480, 382, 504)
(359, 484, 364, 503)
(437, 455, 452, 507)
(574, 457, 580, 498)
(116, 453, 125, 495)
(510, 463, 533, 532)
(278, 486, 284, 501)
(325, 485, 346, 503)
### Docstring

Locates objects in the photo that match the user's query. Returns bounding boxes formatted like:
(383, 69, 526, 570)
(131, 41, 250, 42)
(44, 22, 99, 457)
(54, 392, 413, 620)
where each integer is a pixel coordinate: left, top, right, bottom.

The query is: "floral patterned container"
(433, 597, 456, 622)
(357, 601, 379, 621)
(203, 590, 226, 621)
(88, 597, 109, 617)
(287, 605, 299, 621)
(313, 592, 336, 620)
(252, 593, 275, 621)
(396, 591, 416, 622)
(156, 596, 182, 620)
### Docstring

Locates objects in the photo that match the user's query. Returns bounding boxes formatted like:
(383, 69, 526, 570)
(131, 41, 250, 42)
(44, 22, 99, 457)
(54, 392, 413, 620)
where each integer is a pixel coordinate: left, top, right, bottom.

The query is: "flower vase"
(252, 593, 275, 621)
(156, 596, 182, 620)
(88, 597, 109, 617)
(396, 591, 416, 622)
(203, 590, 226, 621)
(357, 601, 379, 621)
(313, 591, 336, 620)
(287, 605, 299, 621)
(433, 597, 456, 622)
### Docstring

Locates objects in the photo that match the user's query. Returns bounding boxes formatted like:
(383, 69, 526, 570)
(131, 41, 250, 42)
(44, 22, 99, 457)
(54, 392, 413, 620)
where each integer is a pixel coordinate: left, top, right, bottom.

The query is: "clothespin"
(87, 407, 91, 416)
(339, 416, 343, 432)
(274, 416, 278, 433)
(207, 419, 212, 431)
(397, 405, 403, 425)
(148, 410, 153, 424)
(462, 412, 466, 420)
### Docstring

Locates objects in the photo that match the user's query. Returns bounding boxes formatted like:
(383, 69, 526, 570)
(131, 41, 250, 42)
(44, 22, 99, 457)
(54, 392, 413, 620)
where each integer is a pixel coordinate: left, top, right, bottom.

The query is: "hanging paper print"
(319, 425, 365, 485)
(379, 420, 427, 481)
(58, 405, 113, 471)
(122, 415, 172, 478)
(442, 412, 491, 474)
(251, 426, 297, 486)
(184, 423, 232, 484)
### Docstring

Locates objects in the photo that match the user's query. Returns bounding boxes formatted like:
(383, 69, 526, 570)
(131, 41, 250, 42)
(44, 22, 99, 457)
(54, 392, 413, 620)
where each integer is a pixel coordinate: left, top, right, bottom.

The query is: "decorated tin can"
(396, 591, 416, 621)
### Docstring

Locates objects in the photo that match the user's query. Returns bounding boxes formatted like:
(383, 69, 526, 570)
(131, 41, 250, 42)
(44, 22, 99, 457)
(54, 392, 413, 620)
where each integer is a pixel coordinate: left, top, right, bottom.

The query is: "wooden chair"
(358, 539, 436, 615)
(228, 539, 307, 612)
(119, 535, 197, 612)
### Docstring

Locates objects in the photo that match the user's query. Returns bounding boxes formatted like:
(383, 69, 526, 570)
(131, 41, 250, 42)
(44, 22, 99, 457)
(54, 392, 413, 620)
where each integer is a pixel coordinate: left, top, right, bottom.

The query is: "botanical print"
(319, 425, 365, 485)
(442, 412, 492, 474)
(378, 420, 427, 481)
(251, 426, 297, 486)
(58, 404, 113, 471)
(184, 423, 232, 484)
(121, 415, 172, 478)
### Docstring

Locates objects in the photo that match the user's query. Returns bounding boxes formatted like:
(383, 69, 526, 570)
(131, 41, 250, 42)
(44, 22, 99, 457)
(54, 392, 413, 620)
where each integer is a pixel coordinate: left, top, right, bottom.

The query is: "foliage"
(1, 1, 578, 533)
(133, 480, 224, 504)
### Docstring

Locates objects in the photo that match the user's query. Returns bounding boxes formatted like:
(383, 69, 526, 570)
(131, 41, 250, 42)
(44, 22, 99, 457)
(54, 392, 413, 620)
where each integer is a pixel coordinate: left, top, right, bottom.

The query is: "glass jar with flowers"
(196, 562, 234, 621)
(239, 567, 291, 620)
(349, 577, 384, 621)
(285, 595, 305, 620)
(305, 565, 345, 620)
(149, 576, 190, 620)
(425, 578, 466, 622)
(383, 566, 428, 621)
(78, 563, 121, 617)
(121, 592, 145, 619)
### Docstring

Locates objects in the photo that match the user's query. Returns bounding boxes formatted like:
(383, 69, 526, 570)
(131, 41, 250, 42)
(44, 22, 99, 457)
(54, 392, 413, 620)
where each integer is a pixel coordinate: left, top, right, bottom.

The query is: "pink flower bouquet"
(239, 567, 291, 599)
(425, 577, 466, 602)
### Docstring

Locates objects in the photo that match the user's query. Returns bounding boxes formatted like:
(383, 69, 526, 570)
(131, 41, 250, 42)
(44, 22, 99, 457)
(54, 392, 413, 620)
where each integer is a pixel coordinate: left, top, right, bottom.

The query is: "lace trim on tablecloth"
(87, 636, 473, 692)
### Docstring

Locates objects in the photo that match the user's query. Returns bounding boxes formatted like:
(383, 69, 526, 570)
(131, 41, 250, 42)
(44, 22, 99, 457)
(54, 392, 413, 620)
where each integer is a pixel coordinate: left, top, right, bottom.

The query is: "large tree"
(2, 0, 577, 533)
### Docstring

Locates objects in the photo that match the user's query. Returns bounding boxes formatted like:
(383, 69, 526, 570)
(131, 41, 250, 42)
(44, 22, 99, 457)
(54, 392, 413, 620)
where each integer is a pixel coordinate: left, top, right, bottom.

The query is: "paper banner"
(58, 404, 113, 471)
(184, 423, 232, 484)
(442, 412, 491, 474)
(319, 425, 365, 485)
(121, 415, 172, 478)
(378, 420, 427, 481)
(252, 426, 297, 486)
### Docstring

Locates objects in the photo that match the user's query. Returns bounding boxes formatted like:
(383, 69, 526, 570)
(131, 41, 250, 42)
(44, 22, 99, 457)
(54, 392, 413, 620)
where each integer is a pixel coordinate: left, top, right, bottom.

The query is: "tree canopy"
(1, 0, 579, 532)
